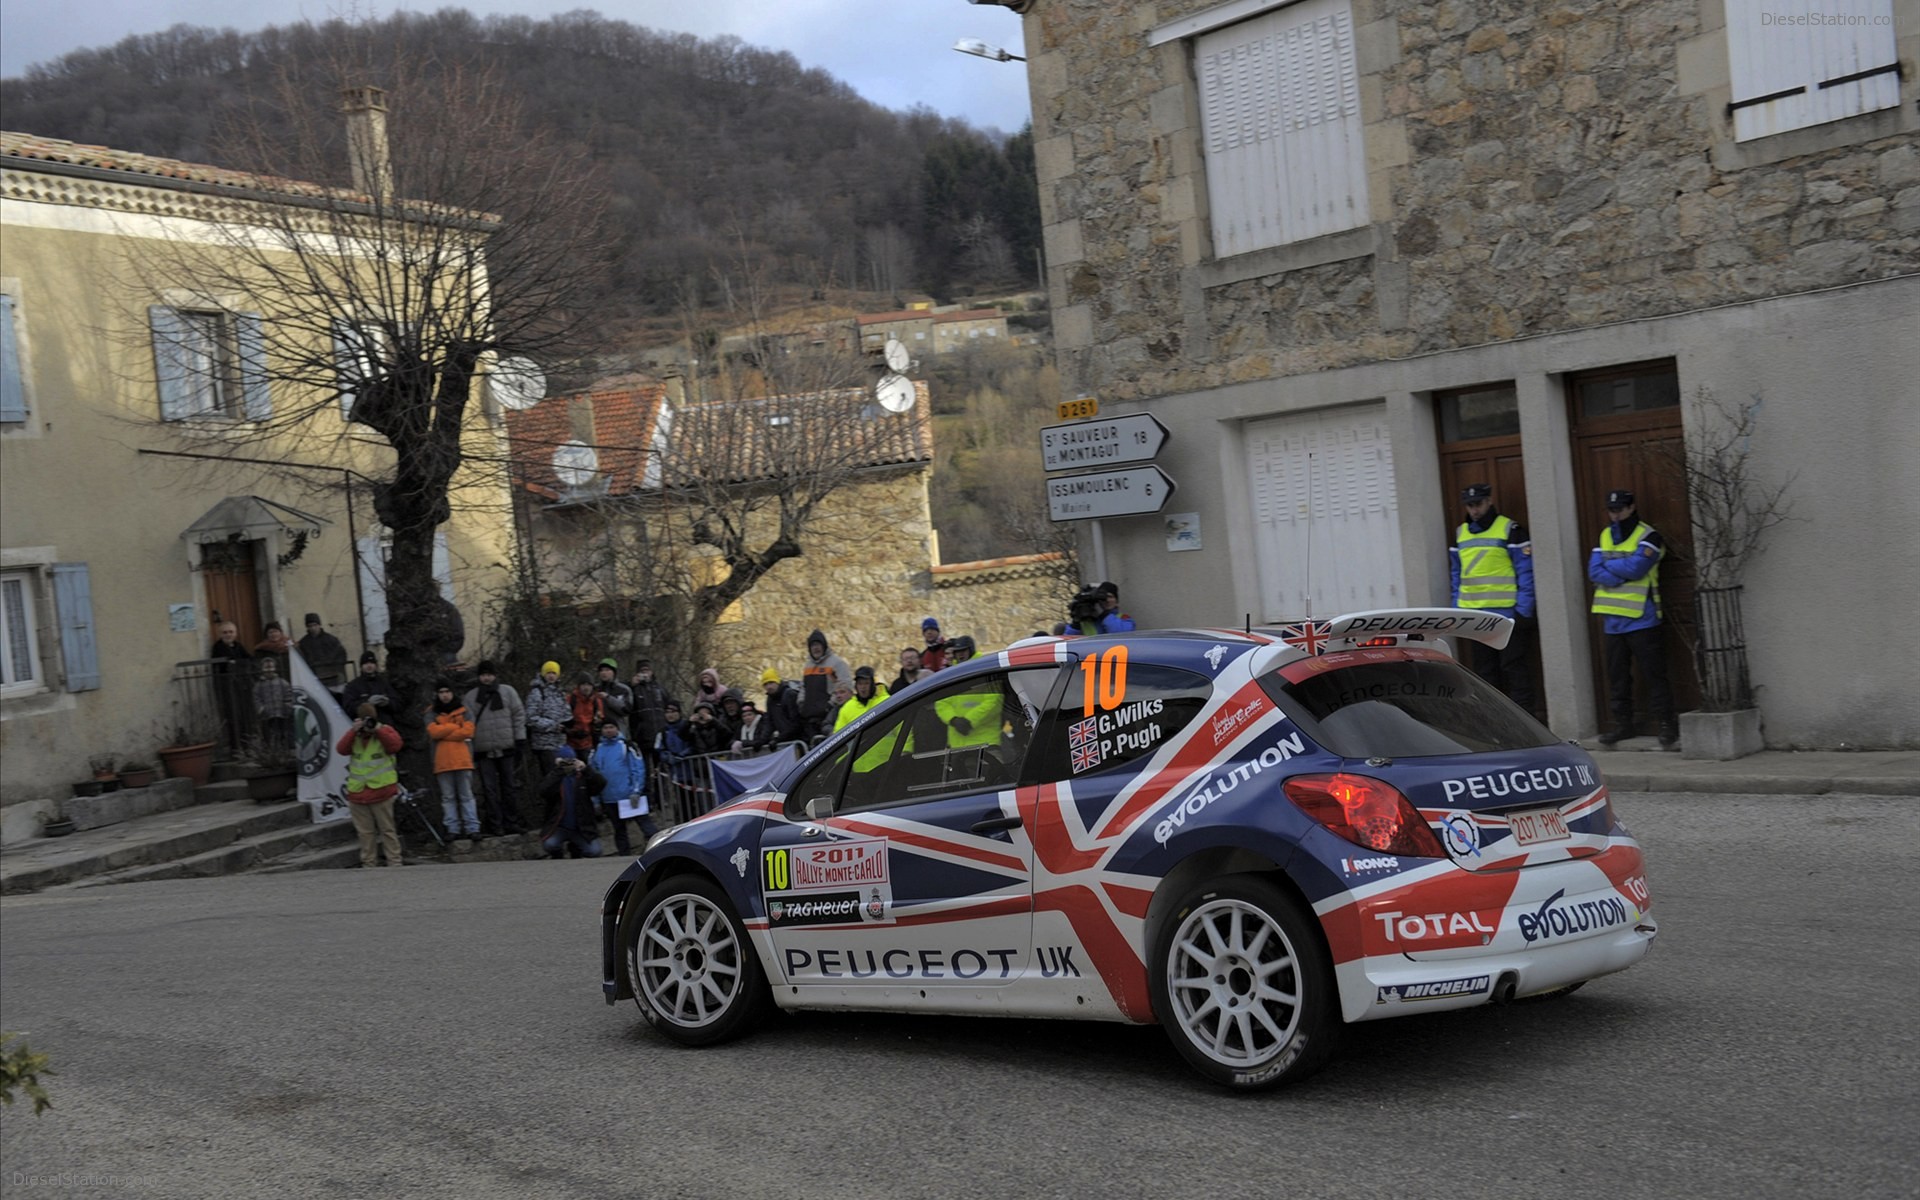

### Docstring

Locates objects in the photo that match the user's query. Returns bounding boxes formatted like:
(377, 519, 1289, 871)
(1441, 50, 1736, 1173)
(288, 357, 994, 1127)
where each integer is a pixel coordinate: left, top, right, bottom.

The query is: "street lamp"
(953, 38, 1026, 63)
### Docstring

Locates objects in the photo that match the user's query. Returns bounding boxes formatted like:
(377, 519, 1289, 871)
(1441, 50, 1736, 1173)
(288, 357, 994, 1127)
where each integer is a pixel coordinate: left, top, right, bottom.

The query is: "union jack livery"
(600, 607, 1657, 1090)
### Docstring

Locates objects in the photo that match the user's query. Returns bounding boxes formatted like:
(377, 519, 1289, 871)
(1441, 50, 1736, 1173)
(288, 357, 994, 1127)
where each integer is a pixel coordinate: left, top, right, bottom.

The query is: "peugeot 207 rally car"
(599, 608, 1656, 1090)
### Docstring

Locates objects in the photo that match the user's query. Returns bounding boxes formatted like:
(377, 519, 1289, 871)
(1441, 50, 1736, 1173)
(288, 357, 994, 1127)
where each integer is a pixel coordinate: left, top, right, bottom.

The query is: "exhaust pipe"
(1491, 973, 1518, 1004)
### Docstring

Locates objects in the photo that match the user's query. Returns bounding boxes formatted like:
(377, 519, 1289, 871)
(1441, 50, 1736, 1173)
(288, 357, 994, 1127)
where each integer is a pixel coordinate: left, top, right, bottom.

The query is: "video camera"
(1068, 586, 1105, 630)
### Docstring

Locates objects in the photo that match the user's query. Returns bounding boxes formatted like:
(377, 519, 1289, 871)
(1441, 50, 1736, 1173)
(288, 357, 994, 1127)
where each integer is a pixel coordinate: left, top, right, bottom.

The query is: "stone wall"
(1028, 0, 1920, 403)
(524, 470, 1069, 699)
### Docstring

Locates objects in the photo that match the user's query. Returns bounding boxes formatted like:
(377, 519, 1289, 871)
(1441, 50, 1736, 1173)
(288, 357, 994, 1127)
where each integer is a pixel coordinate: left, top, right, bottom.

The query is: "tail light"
(1283, 773, 1446, 858)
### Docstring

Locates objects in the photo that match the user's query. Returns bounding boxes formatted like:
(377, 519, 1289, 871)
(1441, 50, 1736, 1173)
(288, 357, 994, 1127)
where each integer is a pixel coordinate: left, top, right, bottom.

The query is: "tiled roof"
(0, 130, 359, 202)
(504, 386, 668, 501)
(932, 309, 1005, 324)
(504, 381, 930, 503)
(856, 310, 936, 326)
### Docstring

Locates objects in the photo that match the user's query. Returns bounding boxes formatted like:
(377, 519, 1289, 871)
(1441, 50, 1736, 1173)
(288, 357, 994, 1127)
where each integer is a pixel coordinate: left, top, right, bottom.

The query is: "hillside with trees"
(0, 9, 1041, 340)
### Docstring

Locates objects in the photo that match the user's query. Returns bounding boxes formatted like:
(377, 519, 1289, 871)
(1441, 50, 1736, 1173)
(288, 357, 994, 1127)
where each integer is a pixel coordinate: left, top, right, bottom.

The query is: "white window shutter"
(0, 294, 25, 422)
(235, 311, 272, 421)
(1198, 0, 1367, 255)
(357, 535, 390, 647)
(1725, 0, 1899, 141)
(149, 305, 194, 420)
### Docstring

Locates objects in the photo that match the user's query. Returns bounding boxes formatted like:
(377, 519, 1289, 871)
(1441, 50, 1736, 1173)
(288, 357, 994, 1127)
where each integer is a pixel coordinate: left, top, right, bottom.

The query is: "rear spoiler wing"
(1247, 608, 1513, 676)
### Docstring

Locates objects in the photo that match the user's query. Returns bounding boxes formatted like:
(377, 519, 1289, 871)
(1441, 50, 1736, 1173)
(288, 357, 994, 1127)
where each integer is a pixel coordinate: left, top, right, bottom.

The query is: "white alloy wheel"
(1151, 877, 1340, 1089)
(629, 876, 769, 1046)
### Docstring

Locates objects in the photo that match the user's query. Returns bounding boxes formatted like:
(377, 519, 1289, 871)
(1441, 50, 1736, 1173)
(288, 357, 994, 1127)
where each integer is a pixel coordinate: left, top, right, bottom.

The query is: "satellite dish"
(876, 374, 915, 414)
(883, 337, 911, 373)
(551, 439, 599, 488)
(489, 356, 547, 411)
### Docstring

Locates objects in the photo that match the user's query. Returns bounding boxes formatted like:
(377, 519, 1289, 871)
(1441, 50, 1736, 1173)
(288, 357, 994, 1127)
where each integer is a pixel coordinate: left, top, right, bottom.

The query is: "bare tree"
(139, 50, 610, 732)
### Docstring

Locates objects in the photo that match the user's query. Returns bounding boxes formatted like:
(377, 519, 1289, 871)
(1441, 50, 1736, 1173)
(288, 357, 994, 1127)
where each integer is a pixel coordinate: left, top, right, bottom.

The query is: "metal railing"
(1693, 585, 1753, 711)
(651, 739, 810, 825)
(171, 655, 291, 757)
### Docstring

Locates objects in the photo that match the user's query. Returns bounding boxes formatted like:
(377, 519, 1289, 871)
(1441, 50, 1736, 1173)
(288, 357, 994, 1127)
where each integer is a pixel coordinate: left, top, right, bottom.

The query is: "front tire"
(1150, 875, 1342, 1090)
(628, 875, 771, 1046)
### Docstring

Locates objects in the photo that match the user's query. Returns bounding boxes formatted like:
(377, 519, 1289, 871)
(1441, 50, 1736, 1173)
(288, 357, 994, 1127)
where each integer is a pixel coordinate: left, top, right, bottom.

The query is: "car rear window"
(1260, 647, 1557, 758)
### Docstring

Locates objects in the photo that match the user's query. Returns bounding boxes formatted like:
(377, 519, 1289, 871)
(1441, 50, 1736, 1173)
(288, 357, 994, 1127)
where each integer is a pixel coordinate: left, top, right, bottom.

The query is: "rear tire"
(1150, 875, 1342, 1091)
(627, 875, 771, 1046)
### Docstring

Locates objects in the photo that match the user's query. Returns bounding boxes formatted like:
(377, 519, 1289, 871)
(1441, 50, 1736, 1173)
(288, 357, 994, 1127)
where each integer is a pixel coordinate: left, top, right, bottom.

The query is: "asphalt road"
(2, 791, 1914, 1200)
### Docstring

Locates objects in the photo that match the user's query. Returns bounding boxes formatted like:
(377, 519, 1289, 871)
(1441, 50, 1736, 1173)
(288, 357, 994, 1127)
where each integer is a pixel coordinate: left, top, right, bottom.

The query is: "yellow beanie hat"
(761, 667, 781, 684)
(541, 660, 561, 676)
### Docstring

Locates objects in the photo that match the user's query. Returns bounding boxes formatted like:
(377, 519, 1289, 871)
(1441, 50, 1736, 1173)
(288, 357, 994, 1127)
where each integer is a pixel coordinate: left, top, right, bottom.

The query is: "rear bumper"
(1330, 843, 1656, 1023)
(1344, 915, 1655, 1022)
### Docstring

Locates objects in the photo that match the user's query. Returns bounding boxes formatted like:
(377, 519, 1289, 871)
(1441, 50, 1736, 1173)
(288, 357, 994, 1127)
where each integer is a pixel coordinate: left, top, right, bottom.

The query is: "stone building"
(505, 383, 1068, 697)
(1000, 0, 1918, 748)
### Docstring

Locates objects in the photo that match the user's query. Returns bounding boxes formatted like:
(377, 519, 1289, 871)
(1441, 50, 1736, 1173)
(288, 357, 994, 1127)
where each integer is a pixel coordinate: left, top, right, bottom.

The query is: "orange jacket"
(428, 705, 476, 773)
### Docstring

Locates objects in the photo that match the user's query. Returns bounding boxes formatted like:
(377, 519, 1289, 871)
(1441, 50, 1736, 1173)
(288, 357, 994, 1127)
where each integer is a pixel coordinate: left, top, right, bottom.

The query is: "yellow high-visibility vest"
(345, 735, 398, 794)
(1591, 522, 1662, 619)
(1456, 514, 1519, 609)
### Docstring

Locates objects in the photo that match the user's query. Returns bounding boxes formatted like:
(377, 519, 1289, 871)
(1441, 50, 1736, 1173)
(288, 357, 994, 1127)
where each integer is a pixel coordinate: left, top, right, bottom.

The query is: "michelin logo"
(1376, 975, 1492, 1004)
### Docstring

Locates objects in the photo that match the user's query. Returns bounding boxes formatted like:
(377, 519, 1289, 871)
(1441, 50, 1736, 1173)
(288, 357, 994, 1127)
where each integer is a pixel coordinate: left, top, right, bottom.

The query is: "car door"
(760, 667, 1059, 992)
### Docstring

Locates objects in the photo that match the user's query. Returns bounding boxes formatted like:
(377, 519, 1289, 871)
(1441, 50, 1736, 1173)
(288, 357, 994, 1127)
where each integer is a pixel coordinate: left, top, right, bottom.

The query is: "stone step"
(71, 817, 358, 888)
(251, 841, 369, 874)
(1, 800, 314, 894)
(192, 780, 255, 805)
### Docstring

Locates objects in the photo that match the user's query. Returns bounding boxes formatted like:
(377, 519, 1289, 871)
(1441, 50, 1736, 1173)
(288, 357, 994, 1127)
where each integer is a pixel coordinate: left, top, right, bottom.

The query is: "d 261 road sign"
(1047, 466, 1177, 522)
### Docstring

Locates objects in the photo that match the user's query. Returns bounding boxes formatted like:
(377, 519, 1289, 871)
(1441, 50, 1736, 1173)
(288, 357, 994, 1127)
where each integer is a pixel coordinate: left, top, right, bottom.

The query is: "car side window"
(793, 668, 1055, 817)
(1032, 657, 1213, 783)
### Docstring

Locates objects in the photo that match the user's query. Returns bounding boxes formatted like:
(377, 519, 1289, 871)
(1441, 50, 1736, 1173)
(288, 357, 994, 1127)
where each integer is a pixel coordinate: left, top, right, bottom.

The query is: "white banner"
(289, 646, 353, 824)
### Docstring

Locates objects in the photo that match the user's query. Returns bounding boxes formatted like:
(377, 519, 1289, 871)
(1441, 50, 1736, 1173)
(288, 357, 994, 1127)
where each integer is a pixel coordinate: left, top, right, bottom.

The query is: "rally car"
(599, 608, 1655, 1090)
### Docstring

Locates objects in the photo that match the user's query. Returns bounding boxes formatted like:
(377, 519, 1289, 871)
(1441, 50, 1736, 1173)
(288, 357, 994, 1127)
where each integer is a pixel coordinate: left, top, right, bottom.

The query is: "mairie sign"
(1048, 466, 1177, 522)
(1039, 413, 1169, 472)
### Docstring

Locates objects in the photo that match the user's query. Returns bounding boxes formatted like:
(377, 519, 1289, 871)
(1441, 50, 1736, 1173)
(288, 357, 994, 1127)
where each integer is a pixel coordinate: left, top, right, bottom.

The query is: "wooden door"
(200, 539, 264, 652)
(1434, 383, 1545, 714)
(1568, 361, 1700, 720)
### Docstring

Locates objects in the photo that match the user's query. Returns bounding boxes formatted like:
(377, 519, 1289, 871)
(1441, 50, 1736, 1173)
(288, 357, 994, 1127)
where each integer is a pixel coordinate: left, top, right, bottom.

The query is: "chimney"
(340, 85, 393, 204)
(662, 369, 686, 408)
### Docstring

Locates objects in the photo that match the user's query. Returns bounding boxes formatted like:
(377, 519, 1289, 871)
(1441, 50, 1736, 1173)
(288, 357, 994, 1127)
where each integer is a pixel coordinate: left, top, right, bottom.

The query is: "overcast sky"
(0, 1, 1037, 133)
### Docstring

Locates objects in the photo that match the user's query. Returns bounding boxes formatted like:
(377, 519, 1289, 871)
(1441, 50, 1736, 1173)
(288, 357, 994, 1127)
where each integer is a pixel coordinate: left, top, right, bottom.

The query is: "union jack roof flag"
(1279, 620, 1334, 655)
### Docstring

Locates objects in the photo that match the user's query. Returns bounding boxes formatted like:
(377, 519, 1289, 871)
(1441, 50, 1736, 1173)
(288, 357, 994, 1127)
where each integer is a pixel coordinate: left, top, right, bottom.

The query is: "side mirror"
(804, 796, 835, 820)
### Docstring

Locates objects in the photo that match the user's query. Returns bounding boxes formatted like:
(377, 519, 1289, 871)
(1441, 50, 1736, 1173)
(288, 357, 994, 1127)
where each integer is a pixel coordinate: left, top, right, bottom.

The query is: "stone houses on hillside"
(504, 382, 1064, 694)
(857, 307, 1012, 356)
(0, 130, 516, 838)
(1006, 0, 1918, 748)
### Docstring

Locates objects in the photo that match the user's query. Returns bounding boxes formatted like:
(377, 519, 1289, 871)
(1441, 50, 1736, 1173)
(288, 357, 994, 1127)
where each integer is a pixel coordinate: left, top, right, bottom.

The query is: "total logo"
(1372, 909, 1496, 944)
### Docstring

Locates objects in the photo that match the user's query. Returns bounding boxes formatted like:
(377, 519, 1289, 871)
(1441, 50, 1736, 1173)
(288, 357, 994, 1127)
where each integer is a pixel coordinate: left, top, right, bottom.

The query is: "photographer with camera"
(538, 745, 606, 859)
(1070, 581, 1136, 635)
(335, 703, 406, 869)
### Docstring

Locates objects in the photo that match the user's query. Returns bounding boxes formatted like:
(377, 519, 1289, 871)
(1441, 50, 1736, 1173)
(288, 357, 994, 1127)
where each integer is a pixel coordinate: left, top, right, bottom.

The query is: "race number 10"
(764, 848, 790, 892)
(1080, 646, 1129, 717)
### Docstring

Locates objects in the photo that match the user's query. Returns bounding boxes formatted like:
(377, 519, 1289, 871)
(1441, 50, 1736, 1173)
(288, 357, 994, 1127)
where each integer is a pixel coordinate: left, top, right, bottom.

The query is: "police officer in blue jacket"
(1449, 483, 1536, 715)
(1588, 489, 1677, 750)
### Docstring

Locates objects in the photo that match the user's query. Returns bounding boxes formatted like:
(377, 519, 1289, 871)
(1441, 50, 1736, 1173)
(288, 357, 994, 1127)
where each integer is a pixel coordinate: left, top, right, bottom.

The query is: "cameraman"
(335, 703, 406, 869)
(538, 745, 606, 859)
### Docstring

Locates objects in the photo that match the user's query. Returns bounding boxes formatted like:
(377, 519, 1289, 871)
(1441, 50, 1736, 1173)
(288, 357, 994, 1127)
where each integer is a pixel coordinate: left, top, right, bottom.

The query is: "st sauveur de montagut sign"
(1047, 466, 1177, 522)
(1039, 413, 1170, 472)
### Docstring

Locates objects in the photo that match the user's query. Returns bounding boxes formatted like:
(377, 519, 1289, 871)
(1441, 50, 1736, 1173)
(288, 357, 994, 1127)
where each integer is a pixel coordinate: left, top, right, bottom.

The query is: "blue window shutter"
(149, 305, 192, 420)
(236, 311, 272, 421)
(0, 294, 25, 422)
(51, 563, 101, 692)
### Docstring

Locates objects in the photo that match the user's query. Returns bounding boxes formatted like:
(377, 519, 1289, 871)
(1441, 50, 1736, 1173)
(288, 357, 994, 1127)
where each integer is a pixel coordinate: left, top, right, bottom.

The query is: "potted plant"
(119, 760, 159, 789)
(86, 753, 119, 793)
(232, 735, 299, 802)
(39, 810, 75, 838)
(156, 712, 221, 787)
